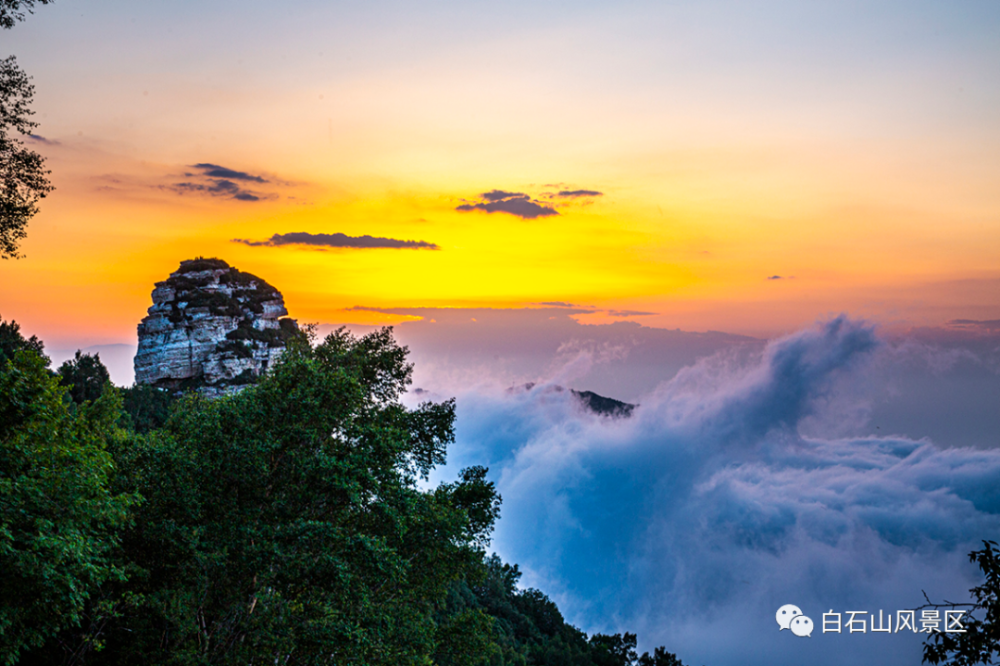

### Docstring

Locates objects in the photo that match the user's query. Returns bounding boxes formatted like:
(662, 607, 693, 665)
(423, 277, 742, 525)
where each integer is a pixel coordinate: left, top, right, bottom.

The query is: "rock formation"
(134, 258, 298, 396)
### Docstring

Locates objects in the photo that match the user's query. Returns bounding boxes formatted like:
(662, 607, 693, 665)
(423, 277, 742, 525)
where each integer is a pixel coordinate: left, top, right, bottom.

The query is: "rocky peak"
(134, 258, 298, 396)
(506, 383, 636, 418)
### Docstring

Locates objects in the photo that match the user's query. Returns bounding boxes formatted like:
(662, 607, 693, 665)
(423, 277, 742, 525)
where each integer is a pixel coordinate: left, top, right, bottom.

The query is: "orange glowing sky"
(2, 0, 998, 348)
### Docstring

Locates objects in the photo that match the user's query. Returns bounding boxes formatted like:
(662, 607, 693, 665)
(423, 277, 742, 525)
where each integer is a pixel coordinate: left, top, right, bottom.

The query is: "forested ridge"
(0, 319, 690, 666)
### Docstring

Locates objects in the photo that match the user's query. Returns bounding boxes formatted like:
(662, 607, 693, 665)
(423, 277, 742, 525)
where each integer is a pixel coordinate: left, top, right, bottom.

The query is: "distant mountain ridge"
(511, 382, 637, 418)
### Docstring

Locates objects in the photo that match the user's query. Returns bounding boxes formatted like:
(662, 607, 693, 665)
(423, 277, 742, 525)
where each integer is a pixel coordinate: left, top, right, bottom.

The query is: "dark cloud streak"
(557, 189, 603, 198)
(455, 186, 603, 218)
(233, 231, 440, 250)
(166, 162, 277, 202)
(481, 189, 524, 201)
(456, 192, 558, 219)
(192, 163, 267, 183)
(171, 179, 264, 202)
(947, 318, 1000, 331)
(607, 309, 655, 316)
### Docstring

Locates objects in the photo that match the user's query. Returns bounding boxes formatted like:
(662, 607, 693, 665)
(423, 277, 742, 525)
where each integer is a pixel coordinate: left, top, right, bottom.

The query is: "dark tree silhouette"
(2, 0, 55, 258)
(0, 0, 54, 29)
(0, 314, 47, 364)
(639, 646, 687, 666)
(590, 633, 639, 666)
(58, 350, 111, 405)
(924, 541, 1000, 666)
(0, 55, 52, 258)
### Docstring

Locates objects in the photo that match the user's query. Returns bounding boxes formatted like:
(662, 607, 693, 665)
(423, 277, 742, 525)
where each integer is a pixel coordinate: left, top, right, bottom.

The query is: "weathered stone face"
(134, 258, 298, 396)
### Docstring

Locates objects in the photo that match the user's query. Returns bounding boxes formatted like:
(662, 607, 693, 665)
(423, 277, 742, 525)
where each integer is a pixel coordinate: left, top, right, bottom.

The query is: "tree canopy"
(0, 350, 134, 665)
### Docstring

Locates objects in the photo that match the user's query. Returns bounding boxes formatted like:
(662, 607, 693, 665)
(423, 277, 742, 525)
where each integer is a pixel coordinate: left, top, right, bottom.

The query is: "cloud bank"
(335, 307, 752, 402)
(418, 316, 1000, 666)
(233, 231, 440, 250)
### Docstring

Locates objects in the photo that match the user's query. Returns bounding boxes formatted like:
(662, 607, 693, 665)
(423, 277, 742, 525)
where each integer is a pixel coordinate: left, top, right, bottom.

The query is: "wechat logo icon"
(777, 604, 814, 637)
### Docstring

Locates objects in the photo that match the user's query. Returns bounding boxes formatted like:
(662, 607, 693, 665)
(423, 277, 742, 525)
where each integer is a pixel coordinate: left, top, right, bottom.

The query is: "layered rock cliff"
(134, 258, 298, 396)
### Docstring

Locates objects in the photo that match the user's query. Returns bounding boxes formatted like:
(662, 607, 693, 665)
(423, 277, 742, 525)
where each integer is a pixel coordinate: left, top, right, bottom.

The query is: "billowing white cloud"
(419, 316, 1000, 666)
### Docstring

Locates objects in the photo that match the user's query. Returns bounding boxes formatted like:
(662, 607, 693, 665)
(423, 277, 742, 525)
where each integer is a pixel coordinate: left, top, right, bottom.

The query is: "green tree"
(58, 350, 111, 405)
(924, 540, 1000, 666)
(119, 383, 176, 433)
(85, 327, 501, 665)
(0, 55, 52, 258)
(0, 350, 134, 665)
(638, 647, 686, 666)
(1, 0, 55, 262)
(0, 0, 53, 29)
(2, 0, 55, 258)
(0, 316, 46, 365)
(590, 633, 638, 666)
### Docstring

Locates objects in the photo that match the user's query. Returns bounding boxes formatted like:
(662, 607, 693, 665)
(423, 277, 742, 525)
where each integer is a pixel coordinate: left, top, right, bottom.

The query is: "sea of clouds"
(414, 316, 1000, 666)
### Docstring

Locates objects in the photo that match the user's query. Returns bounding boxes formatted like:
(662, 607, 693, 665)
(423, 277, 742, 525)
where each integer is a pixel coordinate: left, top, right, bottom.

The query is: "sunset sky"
(2, 0, 998, 348)
(3, 4, 1000, 665)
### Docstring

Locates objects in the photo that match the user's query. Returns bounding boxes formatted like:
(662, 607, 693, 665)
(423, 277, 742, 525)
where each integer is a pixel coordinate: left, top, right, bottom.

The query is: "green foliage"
(174, 257, 230, 274)
(0, 55, 53, 259)
(58, 350, 111, 405)
(638, 647, 686, 666)
(0, 0, 53, 29)
(119, 384, 175, 434)
(451, 554, 686, 666)
(225, 320, 296, 348)
(0, 351, 135, 665)
(215, 339, 253, 358)
(0, 316, 46, 366)
(924, 540, 1000, 666)
(84, 327, 501, 665)
(590, 633, 638, 666)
